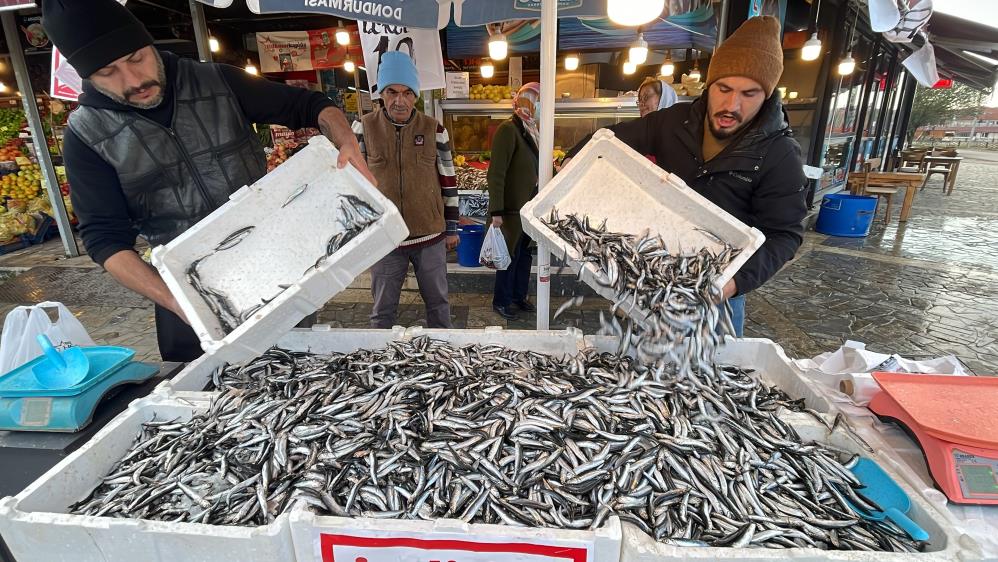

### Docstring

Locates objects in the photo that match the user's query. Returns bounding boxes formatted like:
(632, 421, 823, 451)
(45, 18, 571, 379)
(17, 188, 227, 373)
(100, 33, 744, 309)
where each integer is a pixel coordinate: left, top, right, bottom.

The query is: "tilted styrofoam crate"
(151, 136, 408, 366)
(159, 326, 587, 394)
(520, 129, 765, 325)
(0, 395, 296, 562)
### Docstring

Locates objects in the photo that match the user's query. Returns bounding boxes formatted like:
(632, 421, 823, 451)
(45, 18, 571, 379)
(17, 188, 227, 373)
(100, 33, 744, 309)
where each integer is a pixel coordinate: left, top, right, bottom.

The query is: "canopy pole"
(1, 12, 79, 258)
(535, 0, 557, 330)
(189, 1, 213, 63)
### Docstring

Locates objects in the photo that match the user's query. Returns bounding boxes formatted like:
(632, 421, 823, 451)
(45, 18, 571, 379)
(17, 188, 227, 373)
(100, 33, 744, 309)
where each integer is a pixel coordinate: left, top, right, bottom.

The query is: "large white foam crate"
(150, 136, 408, 367)
(0, 395, 296, 562)
(519, 129, 765, 324)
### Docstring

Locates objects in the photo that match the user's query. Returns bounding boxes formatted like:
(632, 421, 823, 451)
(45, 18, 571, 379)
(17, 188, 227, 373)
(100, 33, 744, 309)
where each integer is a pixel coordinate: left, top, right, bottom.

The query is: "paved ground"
(2, 149, 996, 373)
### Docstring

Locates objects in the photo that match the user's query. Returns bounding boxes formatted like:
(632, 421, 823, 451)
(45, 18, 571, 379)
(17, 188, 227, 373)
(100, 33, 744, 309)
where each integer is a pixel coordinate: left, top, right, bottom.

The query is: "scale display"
(953, 450, 998, 501)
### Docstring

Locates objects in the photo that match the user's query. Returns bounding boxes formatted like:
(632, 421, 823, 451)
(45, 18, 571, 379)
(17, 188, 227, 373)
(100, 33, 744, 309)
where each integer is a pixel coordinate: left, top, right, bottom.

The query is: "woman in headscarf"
(636, 77, 679, 117)
(487, 82, 540, 320)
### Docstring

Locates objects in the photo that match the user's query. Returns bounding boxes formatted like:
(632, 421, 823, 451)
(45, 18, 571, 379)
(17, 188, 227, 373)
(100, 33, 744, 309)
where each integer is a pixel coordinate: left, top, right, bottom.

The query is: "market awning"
(923, 11, 998, 91)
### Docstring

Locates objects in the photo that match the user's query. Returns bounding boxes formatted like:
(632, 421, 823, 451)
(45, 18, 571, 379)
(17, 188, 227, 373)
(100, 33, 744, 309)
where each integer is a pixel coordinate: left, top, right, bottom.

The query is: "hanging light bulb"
(488, 33, 508, 61)
(245, 59, 258, 75)
(623, 60, 637, 75)
(838, 52, 856, 75)
(629, 33, 649, 65)
(660, 51, 674, 76)
(335, 22, 351, 46)
(564, 54, 580, 71)
(607, 0, 665, 27)
(687, 50, 701, 81)
(344, 56, 356, 73)
(801, 33, 822, 61)
(0, 82, 6, 93)
(480, 59, 495, 79)
(208, 36, 220, 53)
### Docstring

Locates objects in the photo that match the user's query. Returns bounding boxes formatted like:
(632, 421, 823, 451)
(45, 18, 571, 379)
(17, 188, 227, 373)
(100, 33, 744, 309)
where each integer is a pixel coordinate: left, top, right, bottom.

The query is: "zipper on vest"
(136, 114, 218, 210)
(395, 127, 404, 216)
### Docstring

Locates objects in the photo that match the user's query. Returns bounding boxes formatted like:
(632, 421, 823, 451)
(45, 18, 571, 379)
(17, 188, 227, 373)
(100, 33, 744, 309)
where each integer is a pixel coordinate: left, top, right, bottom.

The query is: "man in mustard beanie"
(567, 16, 807, 337)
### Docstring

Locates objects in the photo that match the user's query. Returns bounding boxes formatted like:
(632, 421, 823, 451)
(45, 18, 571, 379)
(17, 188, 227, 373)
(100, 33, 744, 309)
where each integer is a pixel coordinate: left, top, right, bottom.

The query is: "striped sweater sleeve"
(350, 120, 367, 160)
(437, 124, 459, 235)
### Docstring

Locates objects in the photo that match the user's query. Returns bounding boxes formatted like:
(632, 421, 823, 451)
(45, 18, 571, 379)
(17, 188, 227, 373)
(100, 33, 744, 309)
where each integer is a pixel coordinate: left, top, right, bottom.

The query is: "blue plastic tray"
(0, 346, 135, 398)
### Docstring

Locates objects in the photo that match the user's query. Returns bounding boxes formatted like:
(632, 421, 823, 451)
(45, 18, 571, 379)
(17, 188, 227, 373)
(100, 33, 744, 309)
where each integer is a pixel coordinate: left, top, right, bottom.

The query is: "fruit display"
(469, 84, 513, 102)
(1, 162, 42, 201)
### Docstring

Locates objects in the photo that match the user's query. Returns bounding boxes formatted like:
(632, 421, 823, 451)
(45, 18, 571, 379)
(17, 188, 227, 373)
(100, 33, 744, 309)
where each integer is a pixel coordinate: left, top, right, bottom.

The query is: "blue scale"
(0, 336, 159, 432)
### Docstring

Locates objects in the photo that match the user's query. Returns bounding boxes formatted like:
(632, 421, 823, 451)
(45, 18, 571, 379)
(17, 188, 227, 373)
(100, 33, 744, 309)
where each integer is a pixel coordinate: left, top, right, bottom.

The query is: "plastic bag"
(479, 225, 512, 271)
(0, 301, 96, 374)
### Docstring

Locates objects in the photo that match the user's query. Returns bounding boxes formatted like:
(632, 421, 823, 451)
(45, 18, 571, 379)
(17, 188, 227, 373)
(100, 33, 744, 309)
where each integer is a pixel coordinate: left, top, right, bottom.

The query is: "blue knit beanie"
(376, 51, 420, 94)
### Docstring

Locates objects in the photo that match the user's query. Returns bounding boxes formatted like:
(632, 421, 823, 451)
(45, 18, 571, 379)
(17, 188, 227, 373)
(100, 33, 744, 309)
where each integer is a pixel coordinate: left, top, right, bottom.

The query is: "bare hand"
(492, 217, 503, 227)
(337, 143, 378, 186)
(445, 234, 460, 251)
(722, 279, 737, 300)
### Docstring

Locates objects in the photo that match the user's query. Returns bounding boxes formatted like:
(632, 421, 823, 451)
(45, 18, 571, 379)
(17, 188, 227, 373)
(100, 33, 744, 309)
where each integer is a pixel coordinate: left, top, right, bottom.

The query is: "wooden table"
(921, 155, 963, 195)
(848, 171, 926, 222)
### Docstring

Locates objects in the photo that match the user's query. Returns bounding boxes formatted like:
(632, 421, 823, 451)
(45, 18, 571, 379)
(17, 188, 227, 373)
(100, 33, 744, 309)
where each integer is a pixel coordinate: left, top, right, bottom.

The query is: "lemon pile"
(0, 163, 42, 201)
(469, 84, 512, 102)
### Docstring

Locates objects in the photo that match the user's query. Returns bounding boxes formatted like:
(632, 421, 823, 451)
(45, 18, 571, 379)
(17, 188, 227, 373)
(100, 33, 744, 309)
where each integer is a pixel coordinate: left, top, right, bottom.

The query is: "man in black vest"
(42, 0, 374, 362)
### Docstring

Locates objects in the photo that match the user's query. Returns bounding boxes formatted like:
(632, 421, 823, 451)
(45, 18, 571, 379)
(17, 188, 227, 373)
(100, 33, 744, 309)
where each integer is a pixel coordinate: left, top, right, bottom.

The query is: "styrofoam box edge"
(151, 136, 409, 367)
(158, 326, 587, 394)
(0, 394, 296, 562)
(520, 129, 764, 307)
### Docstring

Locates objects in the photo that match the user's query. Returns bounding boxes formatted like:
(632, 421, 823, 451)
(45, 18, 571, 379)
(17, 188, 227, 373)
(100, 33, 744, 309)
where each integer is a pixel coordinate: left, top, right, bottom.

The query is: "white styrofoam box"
(151, 136, 409, 366)
(0, 395, 296, 562)
(520, 129, 765, 324)
(291, 509, 622, 562)
(159, 326, 586, 394)
(618, 411, 980, 562)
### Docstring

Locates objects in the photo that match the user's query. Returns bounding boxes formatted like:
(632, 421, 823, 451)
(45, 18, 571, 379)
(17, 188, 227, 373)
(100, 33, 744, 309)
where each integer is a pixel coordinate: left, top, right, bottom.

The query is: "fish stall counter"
(0, 362, 185, 562)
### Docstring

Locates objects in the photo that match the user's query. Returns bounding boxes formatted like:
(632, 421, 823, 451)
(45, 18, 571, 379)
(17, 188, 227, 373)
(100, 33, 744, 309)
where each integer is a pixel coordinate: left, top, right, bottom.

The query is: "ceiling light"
(607, 0, 665, 27)
(245, 60, 258, 75)
(565, 54, 580, 71)
(838, 53, 856, 75)
(336, 22, 350, 46)
(623, 60, 637, 75)
(344, 56, 356, 73)
(660, 51, 674, 76)
(480, 60, 495, 79)
(629, 34, 649, 65)
(802, 32, 822, 61)
(208, 37, 220, 53)
(488, 34, 508, 61)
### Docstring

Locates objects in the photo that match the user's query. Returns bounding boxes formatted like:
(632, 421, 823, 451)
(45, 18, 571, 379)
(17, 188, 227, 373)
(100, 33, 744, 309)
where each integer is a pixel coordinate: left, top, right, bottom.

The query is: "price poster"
(317, 533, 592, 562)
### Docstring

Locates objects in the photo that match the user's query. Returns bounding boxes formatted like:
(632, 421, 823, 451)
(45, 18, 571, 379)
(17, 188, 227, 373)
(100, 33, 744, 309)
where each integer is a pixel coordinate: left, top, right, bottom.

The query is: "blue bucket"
(816, 193, 878, 237)
(457, 224, 486, 267)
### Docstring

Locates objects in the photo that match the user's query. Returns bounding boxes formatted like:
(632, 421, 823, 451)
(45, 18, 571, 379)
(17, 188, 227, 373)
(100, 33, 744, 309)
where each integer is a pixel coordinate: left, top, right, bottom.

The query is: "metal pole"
(189, 0, 213, 63)
(535, 0, 557, 331)
(354, 71, 365, 115)
(1, 12, 79, 258)
(716, 0, 730, 43)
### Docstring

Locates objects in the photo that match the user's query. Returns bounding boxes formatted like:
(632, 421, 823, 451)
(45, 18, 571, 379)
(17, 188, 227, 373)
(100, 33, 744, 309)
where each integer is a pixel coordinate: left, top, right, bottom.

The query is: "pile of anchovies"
(70, 338, 920, 552)
(186, 193, 381, 334)
(459, 192, 490, 218)
(455, 166, 489, 190)
(544, 210, 739, 371)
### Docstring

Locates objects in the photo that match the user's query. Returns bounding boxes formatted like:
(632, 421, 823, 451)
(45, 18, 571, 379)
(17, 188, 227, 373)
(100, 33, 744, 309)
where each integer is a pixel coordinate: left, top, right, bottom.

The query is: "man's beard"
(707, 111, 749, 140)
(93, 51, 168, 109)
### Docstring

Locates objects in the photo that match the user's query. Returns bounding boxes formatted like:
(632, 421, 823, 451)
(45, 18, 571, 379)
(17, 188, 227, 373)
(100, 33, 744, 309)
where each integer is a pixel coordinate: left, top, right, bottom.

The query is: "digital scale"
(0, 346, 158, 432)
(869, 372, 998, 505)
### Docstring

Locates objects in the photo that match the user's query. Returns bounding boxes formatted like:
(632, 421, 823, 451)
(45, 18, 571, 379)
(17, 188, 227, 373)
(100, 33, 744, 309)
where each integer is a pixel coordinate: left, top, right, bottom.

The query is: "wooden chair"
(897, 149, 927, 173)
(922, 149, 958, 190)
(853, 158, 901, 224)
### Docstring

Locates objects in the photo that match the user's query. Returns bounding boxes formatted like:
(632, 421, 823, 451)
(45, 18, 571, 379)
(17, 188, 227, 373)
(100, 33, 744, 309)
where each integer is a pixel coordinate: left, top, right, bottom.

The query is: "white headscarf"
(656, 80, 679, 110)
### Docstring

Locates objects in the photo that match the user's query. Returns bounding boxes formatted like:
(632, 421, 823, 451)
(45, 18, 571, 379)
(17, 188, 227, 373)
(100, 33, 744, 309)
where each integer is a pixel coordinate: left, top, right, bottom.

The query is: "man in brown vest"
(353, 52, 459, 328)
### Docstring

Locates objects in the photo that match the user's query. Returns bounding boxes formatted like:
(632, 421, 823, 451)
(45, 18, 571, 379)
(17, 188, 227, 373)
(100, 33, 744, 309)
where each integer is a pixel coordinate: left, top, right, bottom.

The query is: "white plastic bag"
(0, 301, 96, 374)
(479, 225, 512, 271)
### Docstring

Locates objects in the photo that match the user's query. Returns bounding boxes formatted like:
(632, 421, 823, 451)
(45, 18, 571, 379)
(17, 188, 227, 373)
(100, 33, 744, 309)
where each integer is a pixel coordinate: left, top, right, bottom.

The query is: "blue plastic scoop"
(31, 334, 90, 389)
(848, 457, 930, 542)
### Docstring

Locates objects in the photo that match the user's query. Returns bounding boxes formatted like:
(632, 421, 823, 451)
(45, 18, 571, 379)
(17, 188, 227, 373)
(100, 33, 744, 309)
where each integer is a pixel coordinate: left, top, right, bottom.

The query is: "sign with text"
(445, 72, 469, 99)
(50, 48, 83, 101)
(253, 0, 448, 30)
(359, 21, 445, 97)
(256, 27, 358, 73)
(317, 533, 591, 562)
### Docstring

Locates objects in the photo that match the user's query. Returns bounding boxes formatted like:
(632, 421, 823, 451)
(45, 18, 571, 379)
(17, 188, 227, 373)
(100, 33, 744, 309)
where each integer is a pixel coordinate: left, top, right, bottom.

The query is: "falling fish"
(281, 184, 309, 209)
(215, 226, 255, 252)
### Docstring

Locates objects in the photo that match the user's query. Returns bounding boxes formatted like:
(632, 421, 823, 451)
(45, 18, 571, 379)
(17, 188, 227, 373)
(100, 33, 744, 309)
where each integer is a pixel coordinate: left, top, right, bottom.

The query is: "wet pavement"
(1, 149, 996, 373)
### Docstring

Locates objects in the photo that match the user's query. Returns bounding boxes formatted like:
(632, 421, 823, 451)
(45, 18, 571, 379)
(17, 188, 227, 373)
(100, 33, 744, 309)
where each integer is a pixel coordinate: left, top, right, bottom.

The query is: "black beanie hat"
(41, 0, 155, 78)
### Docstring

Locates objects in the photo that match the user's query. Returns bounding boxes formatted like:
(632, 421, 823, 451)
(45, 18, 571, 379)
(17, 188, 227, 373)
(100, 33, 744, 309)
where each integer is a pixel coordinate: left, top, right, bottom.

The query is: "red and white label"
(318, 534, 590, 562)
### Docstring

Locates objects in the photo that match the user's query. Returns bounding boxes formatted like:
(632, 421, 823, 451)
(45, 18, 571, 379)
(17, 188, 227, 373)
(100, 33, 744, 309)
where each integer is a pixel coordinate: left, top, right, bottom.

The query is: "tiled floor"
(2, 150, 996, 373)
